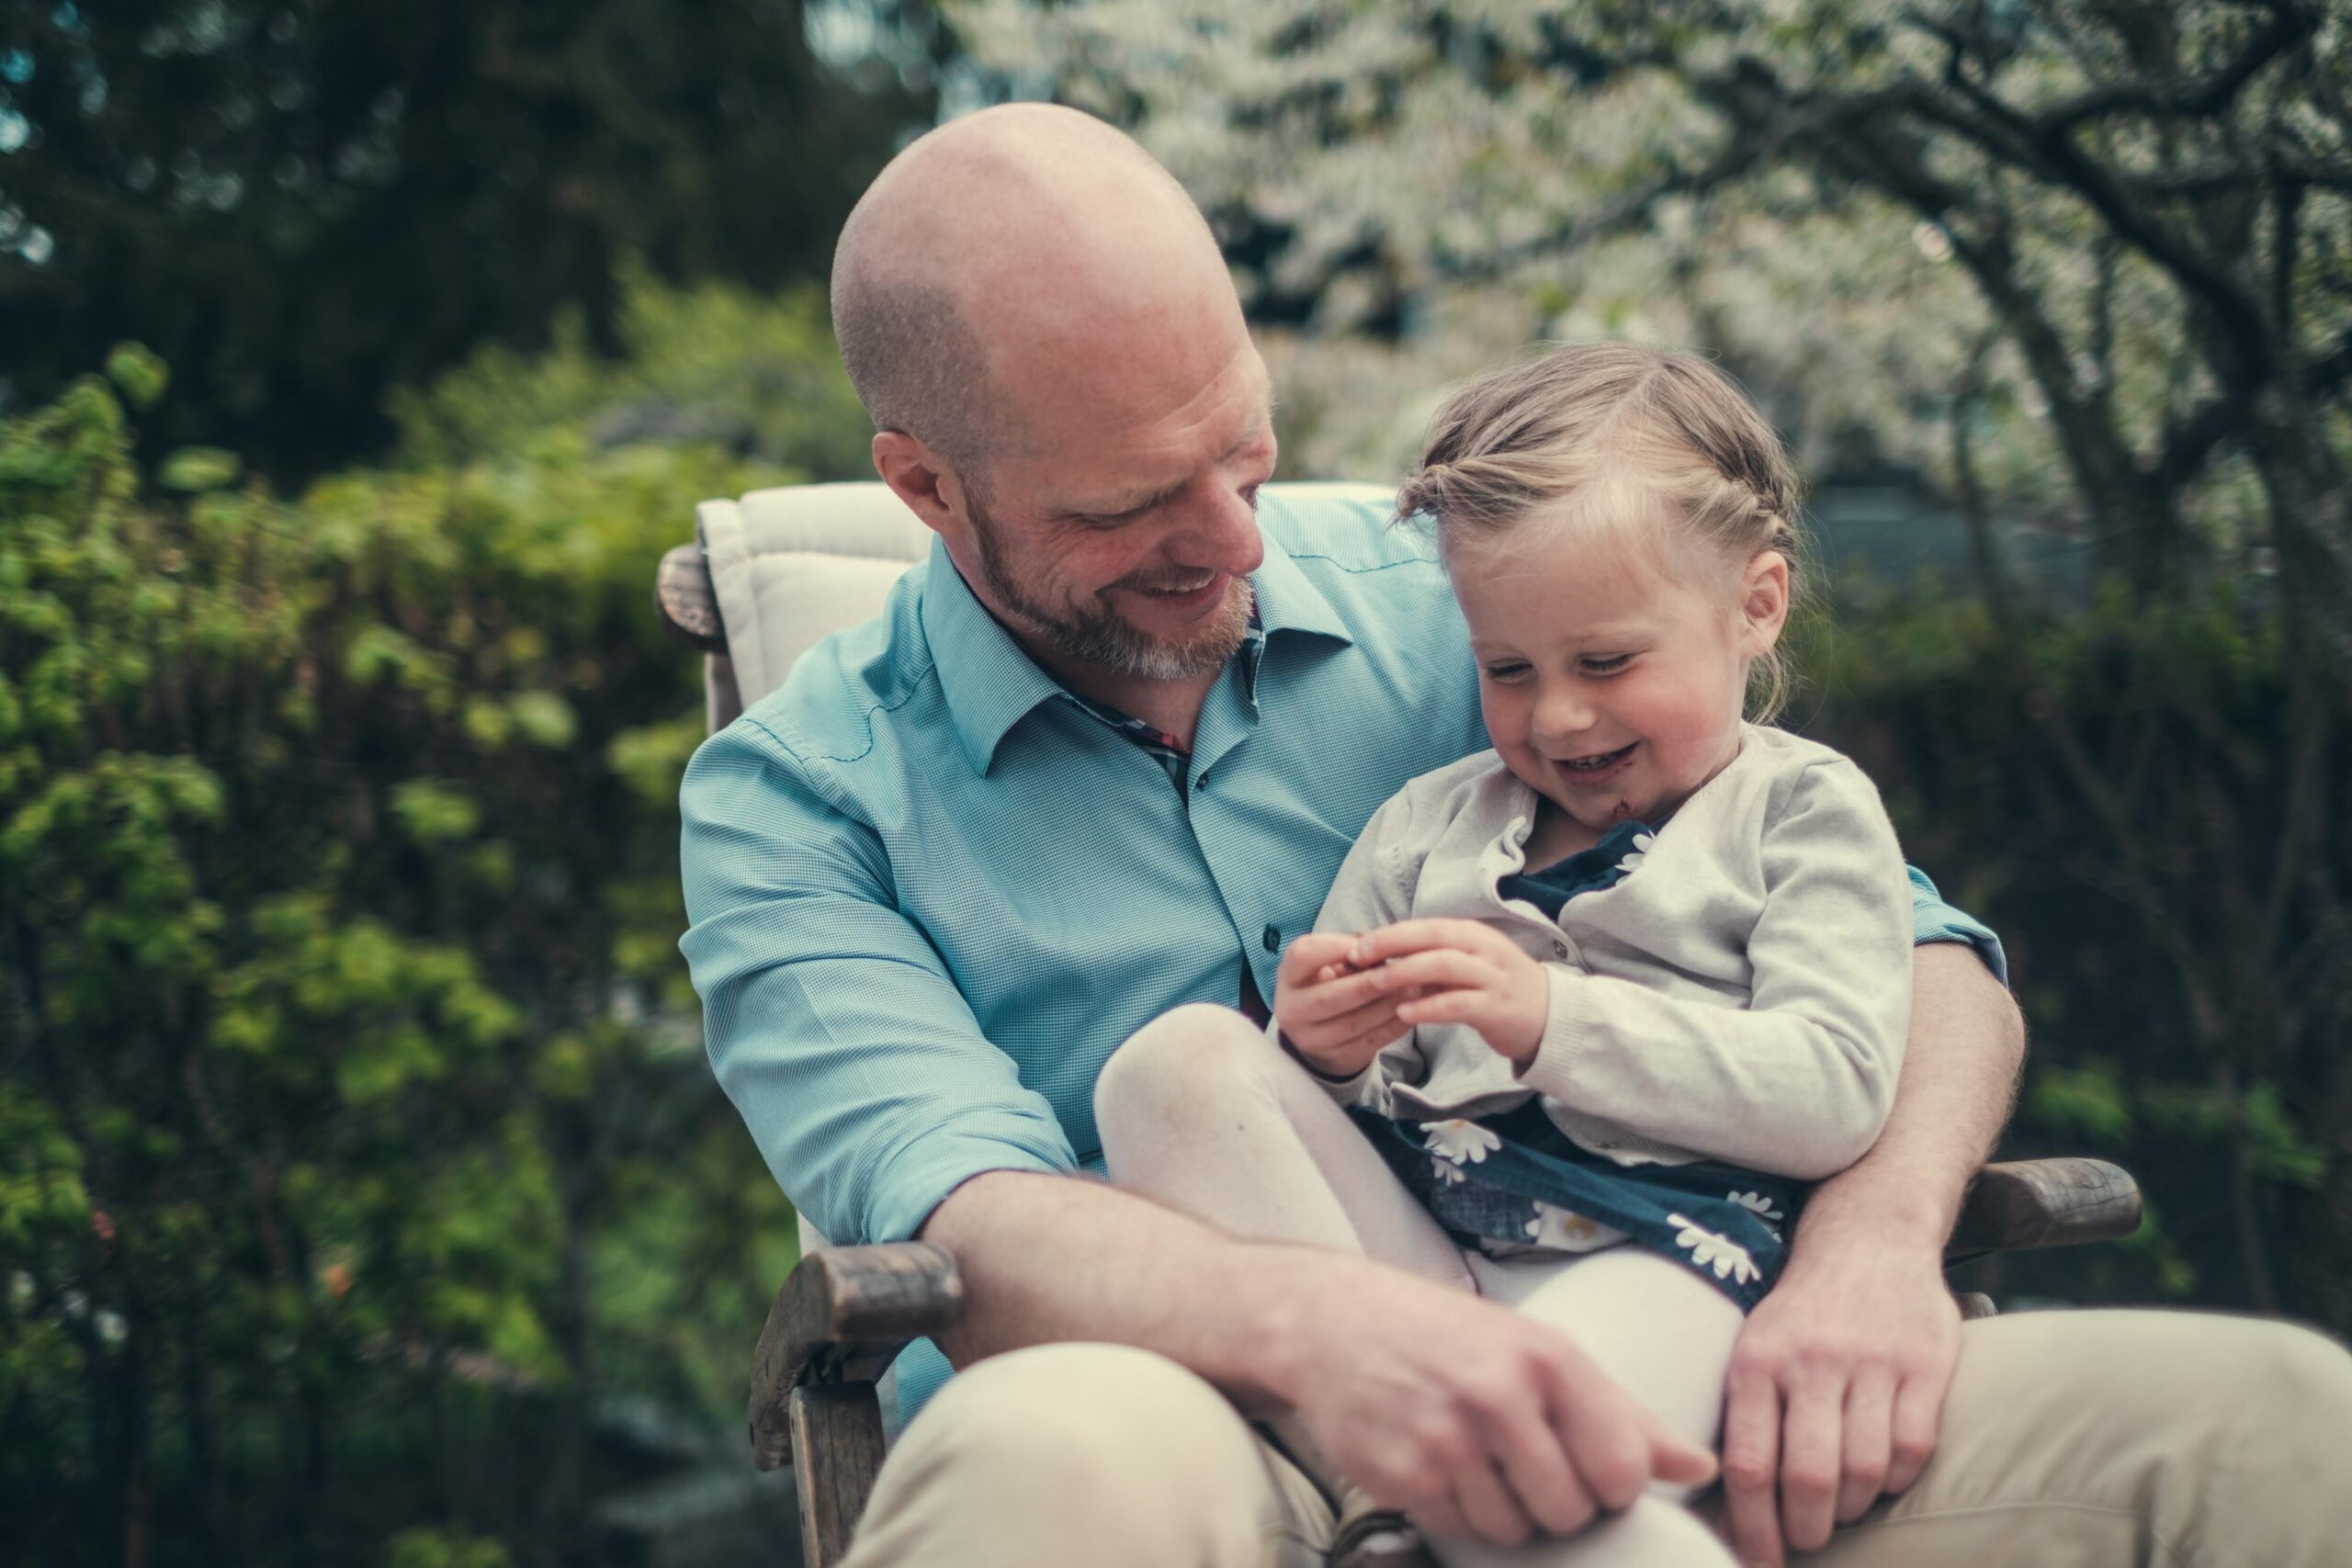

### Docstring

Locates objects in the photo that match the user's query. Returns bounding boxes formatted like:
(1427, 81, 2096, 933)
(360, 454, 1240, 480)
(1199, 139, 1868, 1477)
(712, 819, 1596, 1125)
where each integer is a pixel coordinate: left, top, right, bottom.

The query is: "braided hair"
(1397, 344, 1807, 722)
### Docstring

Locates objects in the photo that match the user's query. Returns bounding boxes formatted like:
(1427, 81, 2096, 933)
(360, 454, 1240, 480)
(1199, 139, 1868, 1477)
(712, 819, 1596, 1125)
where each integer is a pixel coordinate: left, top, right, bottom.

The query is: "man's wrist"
(1789, 1175, 1956, 1269)
(1216, 1244, 1343, 1414)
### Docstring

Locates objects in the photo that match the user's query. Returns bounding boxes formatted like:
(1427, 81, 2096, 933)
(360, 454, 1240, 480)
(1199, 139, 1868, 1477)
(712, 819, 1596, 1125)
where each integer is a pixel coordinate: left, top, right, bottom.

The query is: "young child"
(1093, 344, 1914, 1566)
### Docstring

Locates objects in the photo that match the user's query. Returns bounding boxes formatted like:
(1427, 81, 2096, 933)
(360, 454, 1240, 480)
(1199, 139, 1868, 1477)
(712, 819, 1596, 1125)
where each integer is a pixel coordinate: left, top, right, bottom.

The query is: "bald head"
(831, 104, 1243, 482)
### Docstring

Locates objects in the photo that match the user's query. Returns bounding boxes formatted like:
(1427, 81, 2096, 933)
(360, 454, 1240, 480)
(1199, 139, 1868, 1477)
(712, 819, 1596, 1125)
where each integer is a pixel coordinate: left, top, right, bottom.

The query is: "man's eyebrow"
(1052, 412, 1275, 522)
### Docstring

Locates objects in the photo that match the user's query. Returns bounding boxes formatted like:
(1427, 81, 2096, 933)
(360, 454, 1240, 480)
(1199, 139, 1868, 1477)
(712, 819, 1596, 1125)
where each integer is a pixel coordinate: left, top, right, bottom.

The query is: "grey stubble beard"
(968, 494, 1252, 682)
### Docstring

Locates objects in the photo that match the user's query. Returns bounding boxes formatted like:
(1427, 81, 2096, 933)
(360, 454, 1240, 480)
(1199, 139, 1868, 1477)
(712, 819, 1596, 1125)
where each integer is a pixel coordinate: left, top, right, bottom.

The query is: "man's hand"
(1265, 1251, 1718, 1545)
(1718, 1241, 1962, 1566)
(1347, 919, 1550, 1065)
(1272, 931, 1415, 1078)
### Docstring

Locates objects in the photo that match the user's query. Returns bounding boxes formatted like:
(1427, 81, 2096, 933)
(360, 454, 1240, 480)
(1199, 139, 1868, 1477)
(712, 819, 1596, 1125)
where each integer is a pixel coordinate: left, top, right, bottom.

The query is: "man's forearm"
(1789, 942, 2025, 1259)
(917, 1168, 1308, 1413)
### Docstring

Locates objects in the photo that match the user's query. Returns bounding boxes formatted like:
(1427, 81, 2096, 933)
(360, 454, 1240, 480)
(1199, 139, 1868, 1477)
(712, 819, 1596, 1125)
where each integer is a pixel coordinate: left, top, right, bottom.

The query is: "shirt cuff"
(864, 1125, 1078, 1246)
(1906, 864, 2009, 987)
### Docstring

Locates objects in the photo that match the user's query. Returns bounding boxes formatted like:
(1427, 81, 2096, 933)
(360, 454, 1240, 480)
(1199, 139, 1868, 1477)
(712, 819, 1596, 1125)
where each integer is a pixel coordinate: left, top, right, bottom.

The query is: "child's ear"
(1738, 550, 1791, 651)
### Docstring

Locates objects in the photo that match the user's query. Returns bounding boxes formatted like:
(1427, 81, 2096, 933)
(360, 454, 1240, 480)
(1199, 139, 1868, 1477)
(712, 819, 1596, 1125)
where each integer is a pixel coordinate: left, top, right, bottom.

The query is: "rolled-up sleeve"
(679, 722, 1077, 1247)
(1906, 864, 2007, 987)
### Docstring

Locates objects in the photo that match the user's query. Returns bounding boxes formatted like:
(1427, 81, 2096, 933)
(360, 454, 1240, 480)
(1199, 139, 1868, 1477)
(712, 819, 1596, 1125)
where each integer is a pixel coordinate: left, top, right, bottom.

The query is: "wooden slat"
(656, 543, 728, 652)
(707, 653, 742, 733)
(749, 1242, 964, 1473)
(789, 1383, 888, 1568)
(1945, 1157, 2143, 1260)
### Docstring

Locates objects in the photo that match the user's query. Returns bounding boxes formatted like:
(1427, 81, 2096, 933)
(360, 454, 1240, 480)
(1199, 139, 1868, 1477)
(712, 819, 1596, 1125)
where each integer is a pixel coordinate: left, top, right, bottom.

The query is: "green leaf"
(104, 344, 169, 410)
(159, 446, 243, 492)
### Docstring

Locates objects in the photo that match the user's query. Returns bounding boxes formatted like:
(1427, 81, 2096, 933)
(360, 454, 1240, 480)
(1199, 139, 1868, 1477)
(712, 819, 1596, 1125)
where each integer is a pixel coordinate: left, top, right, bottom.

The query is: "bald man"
(679, 104, 2352, 1568)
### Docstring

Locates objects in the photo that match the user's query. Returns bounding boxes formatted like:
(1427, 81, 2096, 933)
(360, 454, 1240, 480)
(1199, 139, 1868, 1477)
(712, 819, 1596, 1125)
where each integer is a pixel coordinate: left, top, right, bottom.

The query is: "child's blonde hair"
(1396, 344, 1806, 723)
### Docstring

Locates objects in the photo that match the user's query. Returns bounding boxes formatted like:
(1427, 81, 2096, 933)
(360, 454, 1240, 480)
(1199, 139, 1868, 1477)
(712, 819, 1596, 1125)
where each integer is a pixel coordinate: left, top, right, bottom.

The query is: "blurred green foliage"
(1806, 576, 2345, 1320)
(0, 277, 865, 1564)
(0, 0, 937, 481)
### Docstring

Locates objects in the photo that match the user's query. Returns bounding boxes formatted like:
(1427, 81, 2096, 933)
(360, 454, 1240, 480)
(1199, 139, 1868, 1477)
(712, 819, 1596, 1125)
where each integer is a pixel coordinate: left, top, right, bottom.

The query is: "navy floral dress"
(1348, 820, 1809, 1312)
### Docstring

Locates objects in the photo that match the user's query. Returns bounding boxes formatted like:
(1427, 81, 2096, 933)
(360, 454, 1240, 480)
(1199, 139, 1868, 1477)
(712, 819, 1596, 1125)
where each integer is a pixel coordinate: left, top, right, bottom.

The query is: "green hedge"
(1806, 577, 2345, 1325)
(1, 280, 862, 1564)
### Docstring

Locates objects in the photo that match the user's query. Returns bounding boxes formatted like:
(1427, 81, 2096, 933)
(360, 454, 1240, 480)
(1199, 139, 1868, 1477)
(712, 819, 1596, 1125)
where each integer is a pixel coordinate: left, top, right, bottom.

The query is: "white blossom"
(1419, 1118, 1501, 1165)
(1523, 1201, 1615, 1250)
(1669, 1212, 1760, 1285)
(1615, 831, 1656, 877)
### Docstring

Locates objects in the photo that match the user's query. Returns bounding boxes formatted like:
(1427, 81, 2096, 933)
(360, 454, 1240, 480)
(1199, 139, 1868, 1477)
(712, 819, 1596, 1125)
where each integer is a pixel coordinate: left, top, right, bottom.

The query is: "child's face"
(1453, 528, 1785, 837)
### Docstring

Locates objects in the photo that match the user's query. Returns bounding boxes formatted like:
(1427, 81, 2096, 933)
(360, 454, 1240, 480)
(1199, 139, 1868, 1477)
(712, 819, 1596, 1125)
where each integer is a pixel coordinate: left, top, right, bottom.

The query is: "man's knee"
(847, 1343, 1292, 1568)
(2165, 1314, 2352, 1457)
(1094, 1002, 1269, 1134)
(1836, 1311, 2352, 1565)
(906, 1339, 1242, 1459)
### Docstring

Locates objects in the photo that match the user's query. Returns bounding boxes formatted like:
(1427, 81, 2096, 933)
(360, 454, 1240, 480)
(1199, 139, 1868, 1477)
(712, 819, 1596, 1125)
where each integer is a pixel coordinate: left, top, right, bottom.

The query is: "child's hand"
(1345, 919, 1551, 1066)
(1272, 931, 1419, 1080)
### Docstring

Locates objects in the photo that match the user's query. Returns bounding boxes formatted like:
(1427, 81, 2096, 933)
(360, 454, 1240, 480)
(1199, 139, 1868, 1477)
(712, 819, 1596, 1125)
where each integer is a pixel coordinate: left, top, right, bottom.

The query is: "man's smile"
(1124, 571, 1228, 612)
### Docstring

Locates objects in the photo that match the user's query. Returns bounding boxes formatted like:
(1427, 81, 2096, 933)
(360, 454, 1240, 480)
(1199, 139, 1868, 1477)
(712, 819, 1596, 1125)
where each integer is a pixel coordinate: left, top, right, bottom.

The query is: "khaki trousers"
(840, 1308, 2352, 1567)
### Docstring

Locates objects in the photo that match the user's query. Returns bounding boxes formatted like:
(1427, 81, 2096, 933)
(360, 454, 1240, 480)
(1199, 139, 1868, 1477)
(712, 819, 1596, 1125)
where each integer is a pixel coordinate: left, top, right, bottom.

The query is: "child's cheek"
(1634, 672, 1744, 770)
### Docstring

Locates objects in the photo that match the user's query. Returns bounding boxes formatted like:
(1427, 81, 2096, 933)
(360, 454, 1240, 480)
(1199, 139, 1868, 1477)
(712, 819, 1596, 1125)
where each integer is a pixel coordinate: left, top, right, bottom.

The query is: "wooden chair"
(656, 481, 2145, 1568)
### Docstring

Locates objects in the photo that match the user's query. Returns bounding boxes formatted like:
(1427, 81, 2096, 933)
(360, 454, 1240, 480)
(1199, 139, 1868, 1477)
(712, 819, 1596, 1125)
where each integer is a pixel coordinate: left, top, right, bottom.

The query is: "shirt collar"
(920, 525, 1356, 775)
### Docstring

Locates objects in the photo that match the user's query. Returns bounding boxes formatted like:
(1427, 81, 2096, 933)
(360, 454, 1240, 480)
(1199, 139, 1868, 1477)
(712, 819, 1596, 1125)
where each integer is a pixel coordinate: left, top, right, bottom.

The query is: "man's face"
(950, 341, 1278, 684)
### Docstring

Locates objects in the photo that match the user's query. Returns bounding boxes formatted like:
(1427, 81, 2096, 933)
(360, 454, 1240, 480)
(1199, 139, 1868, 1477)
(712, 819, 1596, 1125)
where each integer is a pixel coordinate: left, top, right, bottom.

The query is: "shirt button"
(1262, 924, 1282, 953)
(1552, 941, 1569, 958)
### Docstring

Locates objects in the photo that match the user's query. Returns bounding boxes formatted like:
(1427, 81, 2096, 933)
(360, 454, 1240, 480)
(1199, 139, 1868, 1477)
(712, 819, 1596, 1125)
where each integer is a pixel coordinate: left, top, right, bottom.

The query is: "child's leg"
(1429, 1248, 1746, 1568)
(1093, 1002, 1474, 1291)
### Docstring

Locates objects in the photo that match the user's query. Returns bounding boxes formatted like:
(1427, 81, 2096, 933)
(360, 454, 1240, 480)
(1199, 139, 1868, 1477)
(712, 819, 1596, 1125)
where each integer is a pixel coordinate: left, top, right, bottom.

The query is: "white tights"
(1092, 1004, 1743, 1567)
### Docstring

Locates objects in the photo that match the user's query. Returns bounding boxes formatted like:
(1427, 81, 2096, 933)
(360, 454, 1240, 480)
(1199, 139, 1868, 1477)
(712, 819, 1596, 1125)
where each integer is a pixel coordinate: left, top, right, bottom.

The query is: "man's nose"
(1165, 484, 1265, 578)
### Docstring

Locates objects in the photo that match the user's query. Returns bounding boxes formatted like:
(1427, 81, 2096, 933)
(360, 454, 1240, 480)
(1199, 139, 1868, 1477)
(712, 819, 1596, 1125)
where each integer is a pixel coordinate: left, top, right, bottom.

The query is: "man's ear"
(873, 431, 973, 543)
(1739, 549, 1792, 652)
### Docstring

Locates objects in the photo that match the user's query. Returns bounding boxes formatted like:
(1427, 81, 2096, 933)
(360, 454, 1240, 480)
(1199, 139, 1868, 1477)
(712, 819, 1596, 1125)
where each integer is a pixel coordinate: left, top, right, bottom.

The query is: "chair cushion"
(696, 482, 934, 707)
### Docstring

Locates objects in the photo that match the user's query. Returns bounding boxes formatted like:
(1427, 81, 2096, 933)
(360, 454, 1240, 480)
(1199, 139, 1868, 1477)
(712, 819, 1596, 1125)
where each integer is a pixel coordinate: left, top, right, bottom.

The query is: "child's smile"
(1450, 529, 1774, 842)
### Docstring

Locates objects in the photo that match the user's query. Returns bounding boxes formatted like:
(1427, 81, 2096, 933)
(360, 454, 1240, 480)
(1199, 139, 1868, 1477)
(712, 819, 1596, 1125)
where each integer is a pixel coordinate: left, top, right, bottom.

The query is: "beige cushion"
(696, 481, 934, 707)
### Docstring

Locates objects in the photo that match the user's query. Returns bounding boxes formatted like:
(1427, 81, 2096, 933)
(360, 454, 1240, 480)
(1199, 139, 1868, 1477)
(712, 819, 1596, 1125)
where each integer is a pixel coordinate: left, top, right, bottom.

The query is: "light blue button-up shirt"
(678, 487, 2004, 1414)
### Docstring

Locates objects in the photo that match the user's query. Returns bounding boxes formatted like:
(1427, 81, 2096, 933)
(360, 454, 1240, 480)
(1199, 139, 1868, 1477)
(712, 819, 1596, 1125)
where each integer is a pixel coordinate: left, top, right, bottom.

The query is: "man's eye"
(1581, 655, 1632, 674)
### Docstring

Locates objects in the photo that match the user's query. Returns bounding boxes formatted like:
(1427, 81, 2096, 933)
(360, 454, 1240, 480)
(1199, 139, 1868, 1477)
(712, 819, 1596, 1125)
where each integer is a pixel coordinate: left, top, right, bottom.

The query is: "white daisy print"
(1615, 831, 1657, 876)
(1725, 1190, 1785, 1224)
(1523, 1201, 1605, 1250)
(1420, 1119, 1502, 1166)
(1430, 1156, 1467, 1186)
(1669, 1213, 1760, 1285)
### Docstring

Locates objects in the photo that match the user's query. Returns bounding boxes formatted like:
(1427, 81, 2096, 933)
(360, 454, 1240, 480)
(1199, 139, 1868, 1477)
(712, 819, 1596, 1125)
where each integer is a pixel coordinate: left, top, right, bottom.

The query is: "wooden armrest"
(748, 1242, 964, 1472)
(656, 543, 728, 653)
(1944, 1157, 2142, 1261)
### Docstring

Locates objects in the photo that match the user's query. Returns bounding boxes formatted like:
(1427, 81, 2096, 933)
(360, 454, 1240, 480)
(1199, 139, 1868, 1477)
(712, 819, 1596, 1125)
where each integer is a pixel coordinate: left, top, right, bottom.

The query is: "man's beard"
(968, 493, 1253, 681)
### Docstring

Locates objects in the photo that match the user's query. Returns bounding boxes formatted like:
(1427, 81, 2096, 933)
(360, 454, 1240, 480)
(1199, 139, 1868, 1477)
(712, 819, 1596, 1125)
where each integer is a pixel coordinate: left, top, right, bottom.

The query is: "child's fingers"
(1350, 918, 1512, 966)
(1364, 948, 1494, 998)
(1308, 1014, 1415, 1073)
(1307, 994, 1409, 1047)
(1280, 964, 1397, 1025)
(1280, 931, 1358, 982)
(1393, 987, 1496, 1029)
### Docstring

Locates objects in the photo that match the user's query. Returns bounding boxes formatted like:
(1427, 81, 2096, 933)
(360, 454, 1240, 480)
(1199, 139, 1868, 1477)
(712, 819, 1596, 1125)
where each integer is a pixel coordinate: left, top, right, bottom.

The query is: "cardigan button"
(1262, 924, 1282, 953)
